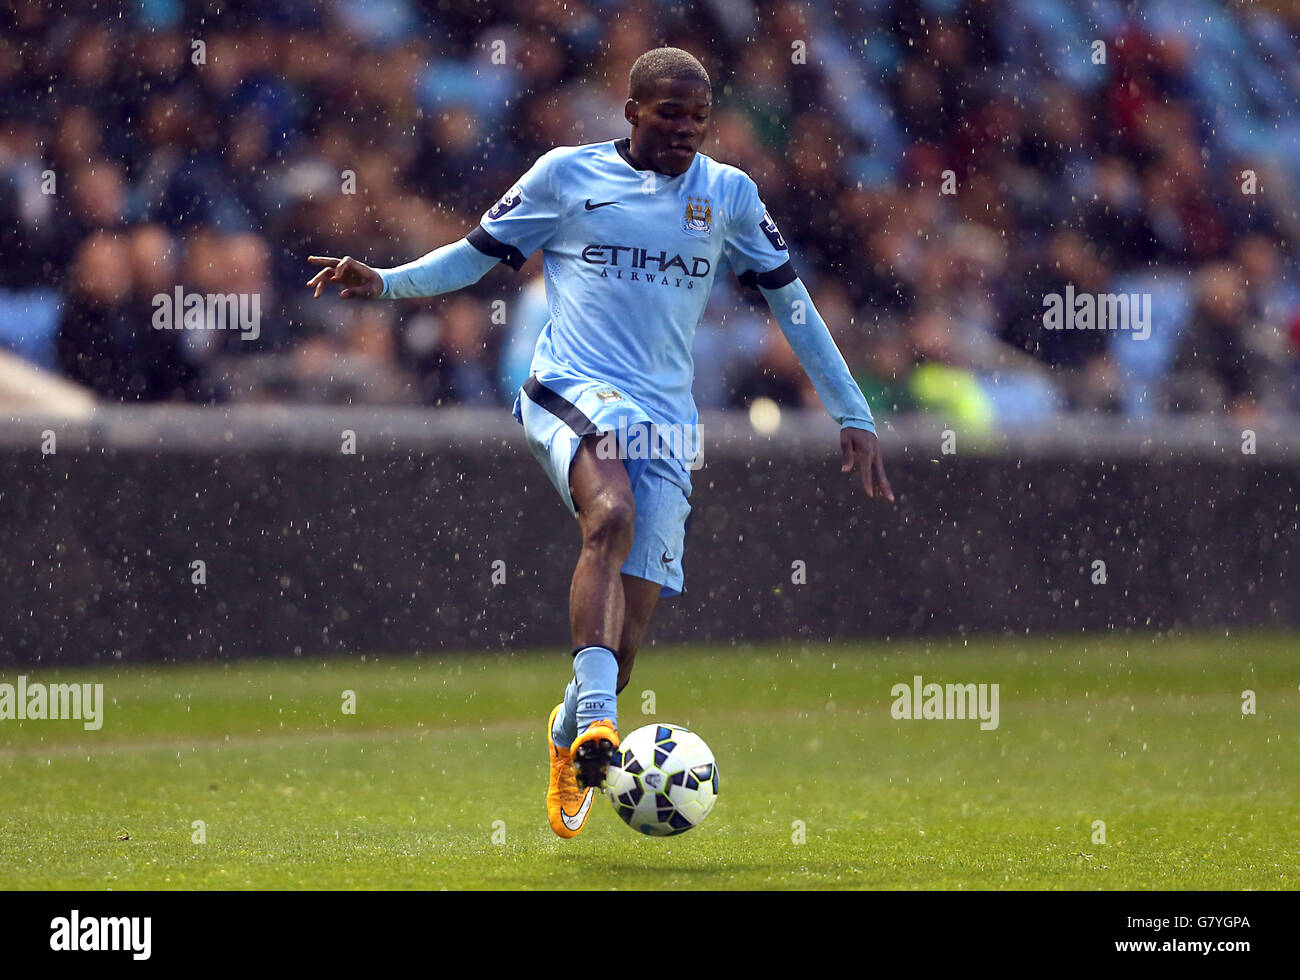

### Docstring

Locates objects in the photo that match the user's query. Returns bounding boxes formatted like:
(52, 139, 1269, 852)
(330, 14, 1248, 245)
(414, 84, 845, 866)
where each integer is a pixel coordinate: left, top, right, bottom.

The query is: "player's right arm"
(723, 172, 894, 501)
(305, 240, 498, 300)
(305, 150, 565, 301)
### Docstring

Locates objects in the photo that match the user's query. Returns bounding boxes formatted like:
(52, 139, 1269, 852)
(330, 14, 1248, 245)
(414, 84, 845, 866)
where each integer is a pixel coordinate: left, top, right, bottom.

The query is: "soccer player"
(306, 47, 893, 839)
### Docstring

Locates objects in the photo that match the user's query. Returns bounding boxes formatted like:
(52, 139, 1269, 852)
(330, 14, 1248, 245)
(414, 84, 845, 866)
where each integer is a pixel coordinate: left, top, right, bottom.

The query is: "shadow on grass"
(553, 852, 872, 882)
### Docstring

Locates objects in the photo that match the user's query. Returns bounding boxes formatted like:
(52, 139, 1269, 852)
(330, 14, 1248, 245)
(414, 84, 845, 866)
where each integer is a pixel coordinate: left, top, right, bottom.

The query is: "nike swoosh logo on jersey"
(561, 787, 595, 830)
(585, 200, 617, 210)
(661, 551, 675, 564)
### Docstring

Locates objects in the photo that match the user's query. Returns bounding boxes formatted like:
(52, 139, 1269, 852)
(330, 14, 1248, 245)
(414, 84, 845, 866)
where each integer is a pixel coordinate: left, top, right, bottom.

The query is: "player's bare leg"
(568, 435, 637, 650)
(615, 573, 661, 693)
(563, 435, 634, 789)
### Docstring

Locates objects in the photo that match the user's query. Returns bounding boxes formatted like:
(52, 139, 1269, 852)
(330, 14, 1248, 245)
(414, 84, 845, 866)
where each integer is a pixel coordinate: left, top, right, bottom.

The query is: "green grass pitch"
(1, 633, 1295, 890)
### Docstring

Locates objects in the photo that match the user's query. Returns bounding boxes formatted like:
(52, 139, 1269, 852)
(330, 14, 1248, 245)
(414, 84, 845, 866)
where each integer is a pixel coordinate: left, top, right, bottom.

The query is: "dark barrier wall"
(1, 407, 1297, 665)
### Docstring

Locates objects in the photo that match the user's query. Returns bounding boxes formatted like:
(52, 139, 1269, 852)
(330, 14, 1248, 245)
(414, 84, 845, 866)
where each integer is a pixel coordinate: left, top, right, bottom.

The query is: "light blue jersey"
(381, 138, 875, 450)
(467, 140, 870, 456)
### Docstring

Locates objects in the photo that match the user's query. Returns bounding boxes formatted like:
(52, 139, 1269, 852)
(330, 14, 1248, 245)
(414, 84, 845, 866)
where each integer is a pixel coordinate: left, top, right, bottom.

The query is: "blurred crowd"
(2, 0, 1299, 425)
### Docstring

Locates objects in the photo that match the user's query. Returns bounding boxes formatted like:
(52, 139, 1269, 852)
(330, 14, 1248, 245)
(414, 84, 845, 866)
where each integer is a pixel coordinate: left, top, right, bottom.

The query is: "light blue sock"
(573, 645, 618, 734)
(552, 677, 579, 750)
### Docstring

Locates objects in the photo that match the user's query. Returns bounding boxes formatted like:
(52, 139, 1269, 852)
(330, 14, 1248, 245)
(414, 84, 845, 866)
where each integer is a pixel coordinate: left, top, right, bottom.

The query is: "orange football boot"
(547, 703, 594, 838)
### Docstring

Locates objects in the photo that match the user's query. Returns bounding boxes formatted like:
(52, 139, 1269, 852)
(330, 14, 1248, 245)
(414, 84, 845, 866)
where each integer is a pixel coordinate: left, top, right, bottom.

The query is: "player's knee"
(581, 494, 636, 554)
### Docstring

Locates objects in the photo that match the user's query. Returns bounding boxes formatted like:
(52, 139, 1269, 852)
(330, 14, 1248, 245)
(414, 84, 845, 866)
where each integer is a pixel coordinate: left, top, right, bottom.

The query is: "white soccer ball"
(607, 723, 719, 836)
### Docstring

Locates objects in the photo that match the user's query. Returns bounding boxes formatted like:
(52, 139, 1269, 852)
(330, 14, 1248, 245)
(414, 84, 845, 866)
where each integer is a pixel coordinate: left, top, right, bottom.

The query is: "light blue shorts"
(514, 374, 693, 597)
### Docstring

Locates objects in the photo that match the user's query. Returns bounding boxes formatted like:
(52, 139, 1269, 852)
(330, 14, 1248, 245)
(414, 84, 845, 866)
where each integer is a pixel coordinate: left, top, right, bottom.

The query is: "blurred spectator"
(126, 223, 203, 400)
(56, 231, 192, 400)
(853, 334, 918, 417)
(1166, 262, 1259, 417)
(729, 319, 816, 411)
(907, 309, 996, 432)
(401, 294, 498, 406)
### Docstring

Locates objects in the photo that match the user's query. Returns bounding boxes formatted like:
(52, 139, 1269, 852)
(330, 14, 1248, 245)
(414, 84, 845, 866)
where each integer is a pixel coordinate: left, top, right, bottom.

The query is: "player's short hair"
(628, 47, 711, 101)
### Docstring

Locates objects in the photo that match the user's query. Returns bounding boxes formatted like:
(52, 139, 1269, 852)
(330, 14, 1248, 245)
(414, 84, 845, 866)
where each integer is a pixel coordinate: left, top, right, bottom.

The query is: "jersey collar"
(614, 137, 697, 179)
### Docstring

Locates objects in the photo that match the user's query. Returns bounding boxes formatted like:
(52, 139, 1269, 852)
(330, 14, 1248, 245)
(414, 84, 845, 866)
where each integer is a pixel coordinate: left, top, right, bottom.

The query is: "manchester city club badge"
(682, 195, 712, 235)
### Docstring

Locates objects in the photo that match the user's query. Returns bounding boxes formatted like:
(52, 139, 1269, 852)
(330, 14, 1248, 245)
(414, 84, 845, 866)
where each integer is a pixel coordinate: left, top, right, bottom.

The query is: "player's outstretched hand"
(840, 427, 895, 502)
(305, 256, 384, 299)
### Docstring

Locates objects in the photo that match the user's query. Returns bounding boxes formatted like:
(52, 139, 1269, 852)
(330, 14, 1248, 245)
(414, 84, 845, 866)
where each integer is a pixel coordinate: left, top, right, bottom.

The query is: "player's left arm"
(725, 177, 894, 501)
